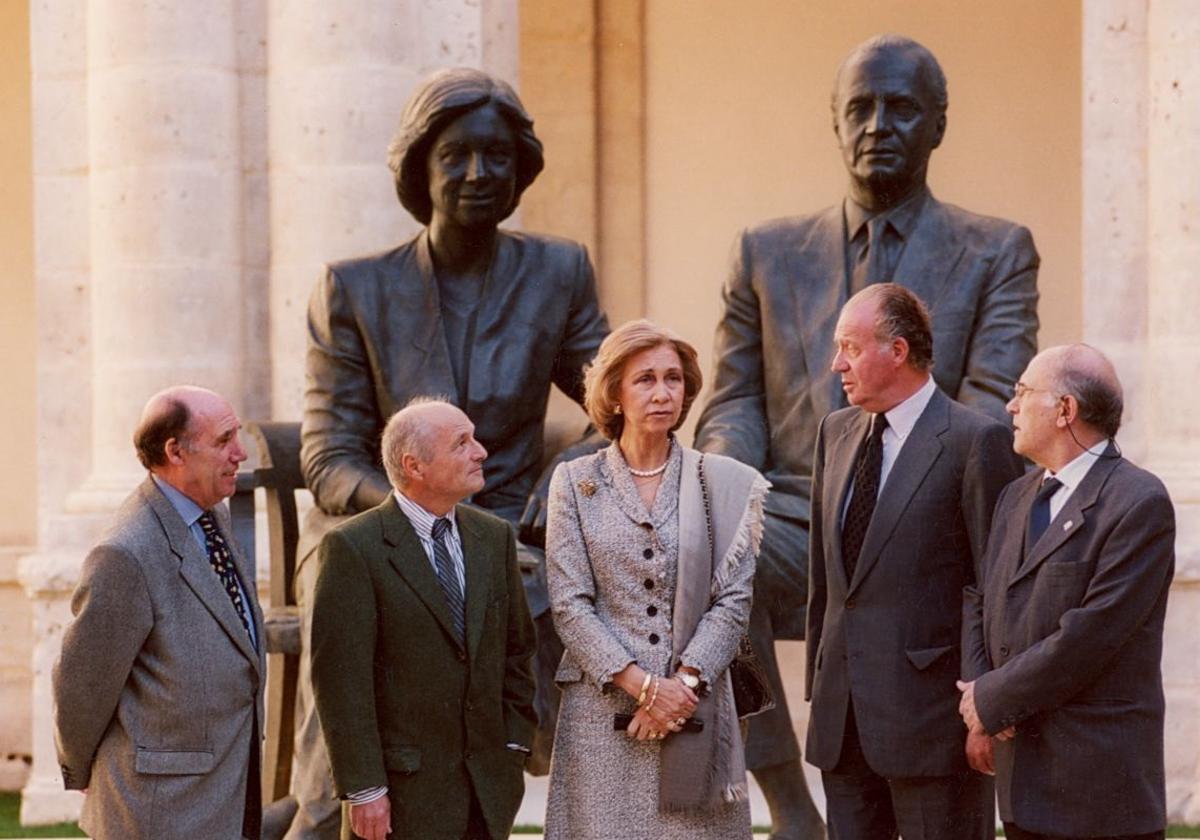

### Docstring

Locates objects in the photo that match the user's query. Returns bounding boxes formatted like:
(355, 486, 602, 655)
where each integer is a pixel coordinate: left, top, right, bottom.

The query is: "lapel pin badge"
(578, 479, 597, 497)
(1063, 520, 1073, 531)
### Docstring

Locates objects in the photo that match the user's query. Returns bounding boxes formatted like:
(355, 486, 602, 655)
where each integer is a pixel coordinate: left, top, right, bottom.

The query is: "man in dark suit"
(311, 398, 536, 840)
(53, 386, 265, 839)
(694, 35, 1038, 835)
(805, 285, 1023, 839)
(958, 345, 1174, 840)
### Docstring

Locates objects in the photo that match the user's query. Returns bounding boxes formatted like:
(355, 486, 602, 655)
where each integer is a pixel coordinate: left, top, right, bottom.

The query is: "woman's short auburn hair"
(584, 320, 703, 440)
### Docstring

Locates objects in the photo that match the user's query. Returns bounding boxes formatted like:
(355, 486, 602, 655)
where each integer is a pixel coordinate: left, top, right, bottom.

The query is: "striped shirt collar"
(393, 489, 459, 541)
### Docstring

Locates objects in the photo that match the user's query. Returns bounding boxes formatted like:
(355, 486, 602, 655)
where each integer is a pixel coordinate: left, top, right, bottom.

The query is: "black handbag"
(698, 455, 776, 720)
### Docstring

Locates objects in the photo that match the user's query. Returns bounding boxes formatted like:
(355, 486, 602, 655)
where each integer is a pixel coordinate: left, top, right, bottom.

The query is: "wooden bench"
(230, 421, 303, 805)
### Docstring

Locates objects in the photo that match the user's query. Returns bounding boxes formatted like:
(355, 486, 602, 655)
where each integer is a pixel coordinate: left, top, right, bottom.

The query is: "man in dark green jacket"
(311, 398, 536, 840)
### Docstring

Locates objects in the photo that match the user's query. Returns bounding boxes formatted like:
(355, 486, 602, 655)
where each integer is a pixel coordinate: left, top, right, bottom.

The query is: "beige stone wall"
(518, 1, 1083, 437)
(640, 0, 1082, 438)
(0, 0, 36, 788)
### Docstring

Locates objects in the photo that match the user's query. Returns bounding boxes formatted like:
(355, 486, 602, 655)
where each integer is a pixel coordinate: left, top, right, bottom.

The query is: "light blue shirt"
(152, 475, 258, 651)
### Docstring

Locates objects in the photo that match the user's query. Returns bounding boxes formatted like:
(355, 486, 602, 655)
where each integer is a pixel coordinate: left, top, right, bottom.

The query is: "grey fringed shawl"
(659, 448, 769, 813)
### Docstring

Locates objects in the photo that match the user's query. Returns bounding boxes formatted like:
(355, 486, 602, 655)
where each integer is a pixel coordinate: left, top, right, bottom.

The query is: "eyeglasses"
(1011, 382, 1063, 401)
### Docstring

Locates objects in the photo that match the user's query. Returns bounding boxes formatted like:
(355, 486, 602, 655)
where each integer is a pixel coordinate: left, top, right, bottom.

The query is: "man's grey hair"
(1050, 344, 1124, 439)
(380, 396, 454, 489)
(832, 34, 949, 115)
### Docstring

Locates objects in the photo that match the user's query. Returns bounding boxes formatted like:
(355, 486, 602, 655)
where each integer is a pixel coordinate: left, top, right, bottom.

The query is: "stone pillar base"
(17, 550, 85, 827)
(19, 775, 81, 827)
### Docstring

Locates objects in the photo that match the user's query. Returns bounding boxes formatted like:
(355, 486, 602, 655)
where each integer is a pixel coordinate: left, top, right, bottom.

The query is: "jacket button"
(648, 633, 660, 645)
(647, 605, 657, 617)
(457, 650, 467, 662)
(644, 578, 654, 590)
(465, 701, 474, 711)
(845, 598, 856, 610)
(643, 548, 654, 559)
(999, 645, 1010, 657)
(465, 751, 473, 760)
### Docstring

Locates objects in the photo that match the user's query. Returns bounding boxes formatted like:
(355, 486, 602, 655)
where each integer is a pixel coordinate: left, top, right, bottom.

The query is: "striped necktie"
(431, 517, 466, 645)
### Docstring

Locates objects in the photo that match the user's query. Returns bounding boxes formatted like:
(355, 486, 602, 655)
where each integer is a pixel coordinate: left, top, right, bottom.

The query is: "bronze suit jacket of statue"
(301, 228, 609, 528)
(805, 389, 1022, 778)
(963, 446, 1174, 837)
(695, 192, 1038, 636)
(311, 499, 537, 840)
(53, 478, 265, 840)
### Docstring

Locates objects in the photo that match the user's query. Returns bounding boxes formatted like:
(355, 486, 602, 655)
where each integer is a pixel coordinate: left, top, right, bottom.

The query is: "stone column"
(267, 0, 519, 419)
(20, 0, 246, 824)
(1144, 0, 1200, 823)
(1083, 0, 1200, 823)
(69, 0, 245, 511)
(18, 0, 95, 823)
(1081, 0, 1149, 459)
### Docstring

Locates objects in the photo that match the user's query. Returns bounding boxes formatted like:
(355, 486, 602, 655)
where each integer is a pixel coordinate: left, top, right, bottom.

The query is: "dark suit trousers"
(1003, 824, 1164, 840)
(243, 711, 262, 839)
(821, 702, 992, 840)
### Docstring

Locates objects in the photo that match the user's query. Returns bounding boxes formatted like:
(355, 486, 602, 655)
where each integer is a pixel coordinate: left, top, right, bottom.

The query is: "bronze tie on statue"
(851, 216, 891, 295)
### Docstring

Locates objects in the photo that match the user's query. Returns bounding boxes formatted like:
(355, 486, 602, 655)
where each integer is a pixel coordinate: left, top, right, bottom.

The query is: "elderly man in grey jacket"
(54, 386, 265, 840)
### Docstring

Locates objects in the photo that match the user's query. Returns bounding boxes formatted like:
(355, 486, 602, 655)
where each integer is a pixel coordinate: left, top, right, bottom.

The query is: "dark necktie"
(197, 512, 252, 640)
(1025, 477, 1063, 555)
(841, 413, 889, 580)
(851, 216, 890, 294)
(431, 517, 466, 645)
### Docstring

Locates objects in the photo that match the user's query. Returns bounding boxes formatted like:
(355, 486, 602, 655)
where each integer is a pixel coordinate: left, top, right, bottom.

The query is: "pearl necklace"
(628, 439, 676, 480)
(628, 460, 669, 478)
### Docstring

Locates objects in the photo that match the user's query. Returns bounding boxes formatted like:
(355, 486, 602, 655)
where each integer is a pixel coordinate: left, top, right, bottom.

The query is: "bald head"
(1042, 344, 1124, 438)
(134, 385, 246, 509)
(381, 397, 487, 503)
(135, 386, 230, 469)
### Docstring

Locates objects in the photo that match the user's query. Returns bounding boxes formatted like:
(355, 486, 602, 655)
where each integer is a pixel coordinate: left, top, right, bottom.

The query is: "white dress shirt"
(841, 376, 938, 524)
(1041, 442, 1107, 521)
(879, 375, 938, 490)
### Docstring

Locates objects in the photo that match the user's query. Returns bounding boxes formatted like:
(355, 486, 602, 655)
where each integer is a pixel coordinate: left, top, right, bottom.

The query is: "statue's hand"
(519, 429, 608, 548)
(519, 486, 550, 550)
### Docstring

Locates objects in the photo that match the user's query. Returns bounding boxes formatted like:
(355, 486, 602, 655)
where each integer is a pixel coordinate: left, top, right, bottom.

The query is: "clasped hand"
(956, 679, 1016, 775)
(625, 676, 698, 741)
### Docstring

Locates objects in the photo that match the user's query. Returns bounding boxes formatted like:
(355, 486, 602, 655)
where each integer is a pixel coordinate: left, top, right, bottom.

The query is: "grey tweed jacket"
(53, 477, 265, 840)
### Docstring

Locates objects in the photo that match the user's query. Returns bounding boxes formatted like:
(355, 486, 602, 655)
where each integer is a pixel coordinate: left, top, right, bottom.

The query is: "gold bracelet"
(636, 672, 652, 706)
(644, 676, 660, 713)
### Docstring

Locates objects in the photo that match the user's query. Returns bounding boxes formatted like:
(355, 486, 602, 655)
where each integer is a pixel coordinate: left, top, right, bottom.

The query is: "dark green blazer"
(311, 497, 536, 840)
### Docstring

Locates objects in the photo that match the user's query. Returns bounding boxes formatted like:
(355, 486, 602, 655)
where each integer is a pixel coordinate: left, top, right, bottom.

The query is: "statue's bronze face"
(427, 101, 518, 232)
(833, 46, 946, 205)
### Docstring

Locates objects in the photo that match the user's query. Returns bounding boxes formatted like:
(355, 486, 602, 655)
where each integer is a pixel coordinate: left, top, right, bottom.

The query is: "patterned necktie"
(841, 412, 889, 581)
(1025, 477, 1063, 555)
(431, 518, 466, 645)
(197, 512, 252, 639)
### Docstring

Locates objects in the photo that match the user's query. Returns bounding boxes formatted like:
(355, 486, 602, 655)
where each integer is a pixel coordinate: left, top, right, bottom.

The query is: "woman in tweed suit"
(545, 320, 768, 839)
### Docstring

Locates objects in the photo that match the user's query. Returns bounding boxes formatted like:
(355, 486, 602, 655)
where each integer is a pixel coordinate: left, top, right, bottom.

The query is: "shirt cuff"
(506, 743, 531, 754)
(346, 785, 388, 805)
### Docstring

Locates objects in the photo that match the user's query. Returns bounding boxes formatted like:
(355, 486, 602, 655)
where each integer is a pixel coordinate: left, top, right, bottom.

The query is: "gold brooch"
(578, 479, 598, 497)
